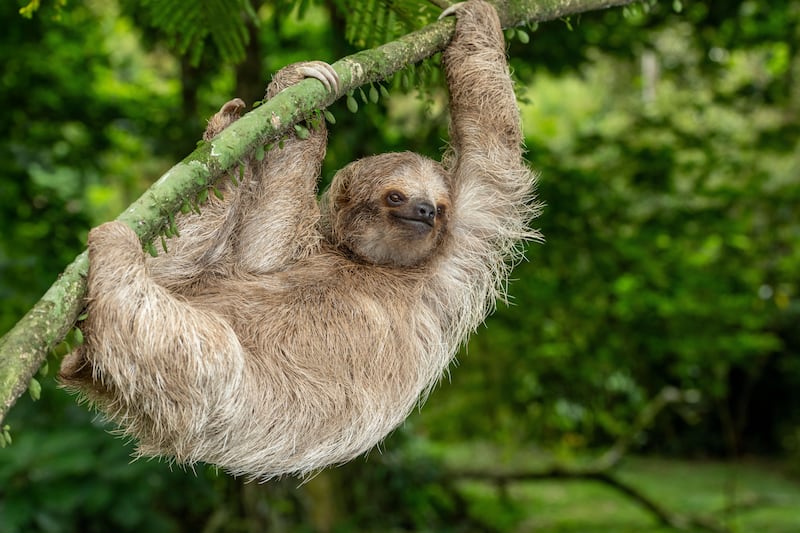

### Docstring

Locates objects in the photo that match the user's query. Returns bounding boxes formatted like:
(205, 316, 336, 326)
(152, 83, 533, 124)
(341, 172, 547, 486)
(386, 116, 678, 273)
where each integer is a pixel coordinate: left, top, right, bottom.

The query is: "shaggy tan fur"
(59, 0, 540, 480)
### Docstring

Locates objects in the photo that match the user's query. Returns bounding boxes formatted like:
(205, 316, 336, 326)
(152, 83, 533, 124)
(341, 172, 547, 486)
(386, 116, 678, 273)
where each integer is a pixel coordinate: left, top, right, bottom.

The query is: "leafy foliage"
(123, 0, 258, 65)
(0, 1, 180, 331)
(417, 0, 800, 458)
(117, 0, 446, 66)
(17, 0, 67, 19)
(331, 0, 443, 49)
(3, 0, 800, 530)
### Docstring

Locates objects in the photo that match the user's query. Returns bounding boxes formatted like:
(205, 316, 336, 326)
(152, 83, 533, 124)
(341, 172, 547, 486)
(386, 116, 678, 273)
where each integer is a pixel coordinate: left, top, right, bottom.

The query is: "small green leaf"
(161, 234, 169, 253)
(145, 242, 158, 257)
(78, 313, 88, 321)
(39, 361, 49, 378)
(369, 85, 379, 103)
(309, 110, 324, 130)
(50, 340, 69, 358)
(358, 87, 368, 104)
(255, 144, 266, 161)
(505, 28, 515, 40)
(19, 1, 39, 19)
(196, 188, 209, 205)
(73, 327, 83, 345)
(324, 109, 336, 124)
(180, 202, 191, 215)
(169, 215, 180, 237)
(516, 29, 529, 44)
(28, 378, 41, 401)
(347, 94, 359, 113)
(379, 85, 390, 99)
(294, 124, 310, 139)
(212, 187, 224, 200)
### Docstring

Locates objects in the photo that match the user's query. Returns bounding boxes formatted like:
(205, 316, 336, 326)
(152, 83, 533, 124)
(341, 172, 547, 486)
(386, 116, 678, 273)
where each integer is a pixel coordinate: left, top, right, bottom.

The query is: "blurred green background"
(1, 0, 799, 531)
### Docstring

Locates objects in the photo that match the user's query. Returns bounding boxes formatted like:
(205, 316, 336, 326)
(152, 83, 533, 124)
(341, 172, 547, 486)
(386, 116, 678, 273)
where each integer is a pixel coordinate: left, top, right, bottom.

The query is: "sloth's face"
(365, 174, 450, 266)
(382, 188, 445, 239)
(327, 152, 451, 267)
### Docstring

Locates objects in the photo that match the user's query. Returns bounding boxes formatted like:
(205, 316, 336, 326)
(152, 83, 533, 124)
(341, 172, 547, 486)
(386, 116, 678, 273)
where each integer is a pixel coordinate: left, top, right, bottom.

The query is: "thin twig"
(452, 467, 728, 532)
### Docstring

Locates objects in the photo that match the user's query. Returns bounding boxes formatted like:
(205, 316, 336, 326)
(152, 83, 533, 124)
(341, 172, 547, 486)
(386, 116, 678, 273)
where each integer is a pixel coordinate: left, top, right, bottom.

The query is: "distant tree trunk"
(181, 59, 200, 123)
(235, 0, 265, 106)
(179, 58, 204, 154)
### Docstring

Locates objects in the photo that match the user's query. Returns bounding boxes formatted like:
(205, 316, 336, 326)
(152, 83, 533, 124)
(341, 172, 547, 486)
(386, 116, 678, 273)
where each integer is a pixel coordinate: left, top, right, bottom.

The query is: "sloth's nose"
(415, 201, 436, 220)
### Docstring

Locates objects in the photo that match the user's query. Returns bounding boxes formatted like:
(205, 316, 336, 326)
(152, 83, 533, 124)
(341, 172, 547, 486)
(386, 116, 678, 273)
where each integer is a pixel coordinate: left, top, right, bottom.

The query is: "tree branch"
(0, 0, 640, 423)
(497, 0, 639, 28)
(451, 467, 727, 532)
(595, 386, 699, 470)
(448, 387, 724, 532)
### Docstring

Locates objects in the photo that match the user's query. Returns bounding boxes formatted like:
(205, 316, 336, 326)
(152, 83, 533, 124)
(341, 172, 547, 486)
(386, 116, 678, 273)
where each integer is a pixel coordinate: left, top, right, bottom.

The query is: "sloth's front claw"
(267, 61, 341, 99)
(297, 61, 340, 94)
(438, 2, 466, 20)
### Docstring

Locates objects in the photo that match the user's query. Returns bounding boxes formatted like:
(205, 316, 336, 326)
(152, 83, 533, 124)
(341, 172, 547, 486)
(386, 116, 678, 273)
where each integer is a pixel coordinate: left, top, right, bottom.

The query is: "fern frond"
(333, 0, 442, 49)
(139, 0, 257, 65)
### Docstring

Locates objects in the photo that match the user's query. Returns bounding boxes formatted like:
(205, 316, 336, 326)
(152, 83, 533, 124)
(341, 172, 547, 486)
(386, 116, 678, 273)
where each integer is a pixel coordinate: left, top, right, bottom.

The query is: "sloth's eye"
(436, 205, 445, 216)
(386, 192, 406, 206)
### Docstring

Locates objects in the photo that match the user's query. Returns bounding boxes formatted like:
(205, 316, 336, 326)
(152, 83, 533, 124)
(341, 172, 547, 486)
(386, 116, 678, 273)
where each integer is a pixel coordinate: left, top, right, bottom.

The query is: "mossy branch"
(0, 0, 639, 424)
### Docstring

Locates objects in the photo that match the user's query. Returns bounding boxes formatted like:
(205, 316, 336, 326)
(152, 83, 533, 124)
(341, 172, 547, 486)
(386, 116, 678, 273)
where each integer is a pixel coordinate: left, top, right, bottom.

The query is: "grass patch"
(434, 443, 800, 532)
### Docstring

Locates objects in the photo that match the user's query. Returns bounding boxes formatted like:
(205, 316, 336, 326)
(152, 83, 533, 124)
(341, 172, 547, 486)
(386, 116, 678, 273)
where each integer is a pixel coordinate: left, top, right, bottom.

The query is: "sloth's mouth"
(394, 215, 434, 231)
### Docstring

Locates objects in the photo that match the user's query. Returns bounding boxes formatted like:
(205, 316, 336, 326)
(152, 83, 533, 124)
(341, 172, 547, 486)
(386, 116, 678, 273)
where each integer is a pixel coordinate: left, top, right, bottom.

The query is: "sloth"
(60, 0, 540, 479)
